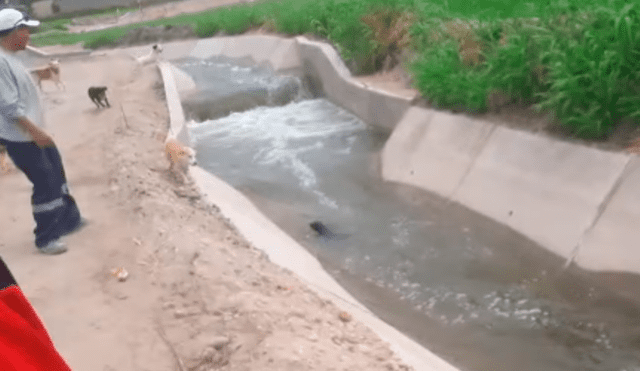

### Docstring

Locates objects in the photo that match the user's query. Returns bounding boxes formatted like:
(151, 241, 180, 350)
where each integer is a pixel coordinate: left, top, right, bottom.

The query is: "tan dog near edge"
(165, 137, 197, 183)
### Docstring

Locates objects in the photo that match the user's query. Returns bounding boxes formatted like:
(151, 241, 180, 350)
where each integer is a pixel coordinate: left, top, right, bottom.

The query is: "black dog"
(309, 221, 349, 241)
(88, 86, 110, 108)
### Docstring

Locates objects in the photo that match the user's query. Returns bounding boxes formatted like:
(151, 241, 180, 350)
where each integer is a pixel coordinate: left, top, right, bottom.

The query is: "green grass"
(30, 5, 141, 35)
(32, 18, 72, 35)
(30, 0, 640, 140)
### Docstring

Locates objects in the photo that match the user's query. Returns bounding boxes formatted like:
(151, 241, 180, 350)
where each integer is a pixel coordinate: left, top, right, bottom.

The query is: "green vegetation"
(35, 18, 71, 34)
(31, 6, 140, 35)
(30, 0, 640, 140)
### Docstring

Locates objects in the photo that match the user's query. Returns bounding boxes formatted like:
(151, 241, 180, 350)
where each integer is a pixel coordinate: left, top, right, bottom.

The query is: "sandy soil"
(0, 51, 414, 371)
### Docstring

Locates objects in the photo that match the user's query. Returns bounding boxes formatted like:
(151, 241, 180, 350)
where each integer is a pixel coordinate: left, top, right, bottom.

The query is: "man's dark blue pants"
(0, 139, 81, 248)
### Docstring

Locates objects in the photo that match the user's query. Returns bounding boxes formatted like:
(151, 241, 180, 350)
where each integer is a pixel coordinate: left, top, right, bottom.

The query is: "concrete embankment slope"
(154, 37, 460, 371)
(381, 107, 639, 273)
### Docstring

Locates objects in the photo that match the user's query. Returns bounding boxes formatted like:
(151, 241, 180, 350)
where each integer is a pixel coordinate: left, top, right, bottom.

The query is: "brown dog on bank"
(165, 137, 197, 183)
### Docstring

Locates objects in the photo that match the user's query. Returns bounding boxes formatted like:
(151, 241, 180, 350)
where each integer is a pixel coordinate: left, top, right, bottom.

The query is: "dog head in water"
(310, 221, 330, 236)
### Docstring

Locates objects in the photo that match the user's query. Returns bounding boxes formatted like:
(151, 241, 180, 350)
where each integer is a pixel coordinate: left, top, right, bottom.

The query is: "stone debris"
(111, 267, 129, 282)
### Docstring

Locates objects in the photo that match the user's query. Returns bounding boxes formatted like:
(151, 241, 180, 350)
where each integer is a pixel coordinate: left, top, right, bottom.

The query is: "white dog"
(135, 44, 163, 65)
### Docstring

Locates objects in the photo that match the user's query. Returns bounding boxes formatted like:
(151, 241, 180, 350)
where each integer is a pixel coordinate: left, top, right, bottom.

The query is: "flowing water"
(175, 55, 640, 371)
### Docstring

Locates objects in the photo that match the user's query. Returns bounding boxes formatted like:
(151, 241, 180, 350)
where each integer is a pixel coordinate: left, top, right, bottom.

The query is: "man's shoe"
(38, 240, 68, 255)
(64, 217, 89, 236)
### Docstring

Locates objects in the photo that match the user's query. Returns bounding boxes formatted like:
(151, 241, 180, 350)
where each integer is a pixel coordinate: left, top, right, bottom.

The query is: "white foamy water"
(189, 99, 365, 207)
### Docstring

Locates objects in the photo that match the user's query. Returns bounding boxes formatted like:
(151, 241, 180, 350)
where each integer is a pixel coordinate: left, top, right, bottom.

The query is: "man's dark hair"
(0, 27, 14, 38)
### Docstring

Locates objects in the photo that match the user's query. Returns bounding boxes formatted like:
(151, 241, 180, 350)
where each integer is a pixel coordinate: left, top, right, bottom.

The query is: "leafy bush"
(83, 33, 123, 49)
(484, 18, 552, 104)
(216, 5, 262, 35)
(411, 41, 490, 113)
(273, 0, 319, 35)
(535, 5, 640, 138)
(34, 19, 70, 34)
(361, 7, 415, 71)
(189, 5, 267, 37)
(302, 0, 375, 74)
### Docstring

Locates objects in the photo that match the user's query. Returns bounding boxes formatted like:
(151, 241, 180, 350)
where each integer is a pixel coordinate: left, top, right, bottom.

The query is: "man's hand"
(30, 128, 55, 148)
(15, 116, 55, 148)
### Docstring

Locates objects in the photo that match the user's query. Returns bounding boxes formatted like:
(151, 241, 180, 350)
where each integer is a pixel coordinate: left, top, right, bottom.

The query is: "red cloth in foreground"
(0, 258, 72, 371)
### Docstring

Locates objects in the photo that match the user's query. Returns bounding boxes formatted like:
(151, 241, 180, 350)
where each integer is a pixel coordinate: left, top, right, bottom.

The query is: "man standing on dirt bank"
(0, 8, 87, 255)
